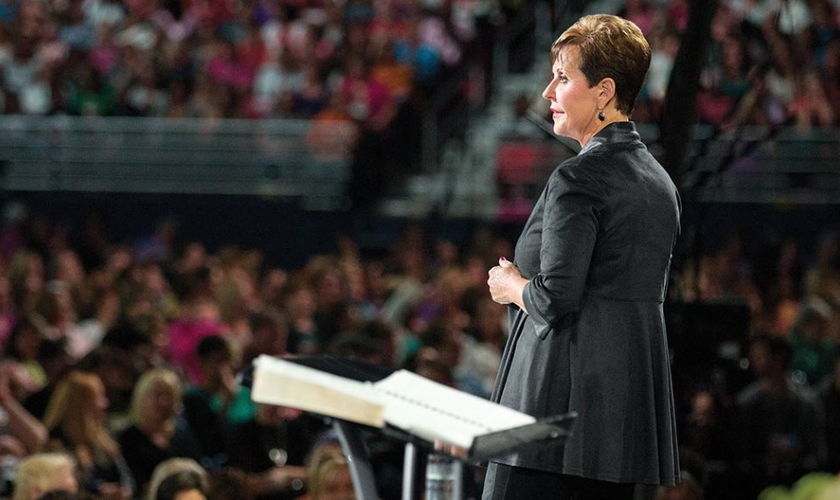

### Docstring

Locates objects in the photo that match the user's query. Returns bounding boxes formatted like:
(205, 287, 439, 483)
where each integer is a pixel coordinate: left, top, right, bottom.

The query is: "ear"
(597, 77, 617, 106)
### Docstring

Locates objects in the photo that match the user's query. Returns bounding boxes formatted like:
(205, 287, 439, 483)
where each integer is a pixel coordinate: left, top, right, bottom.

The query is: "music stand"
(241, 355, 576, 500)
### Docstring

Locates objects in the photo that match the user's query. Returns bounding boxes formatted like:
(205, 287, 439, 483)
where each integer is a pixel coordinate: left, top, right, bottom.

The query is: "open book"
(250, 355, 575, 460)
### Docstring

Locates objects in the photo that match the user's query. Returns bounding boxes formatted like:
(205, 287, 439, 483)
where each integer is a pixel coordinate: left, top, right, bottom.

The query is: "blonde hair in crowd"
(12, 452, 77, 500)
(306, 446, 354, 500)
(129, 366, 183, 437)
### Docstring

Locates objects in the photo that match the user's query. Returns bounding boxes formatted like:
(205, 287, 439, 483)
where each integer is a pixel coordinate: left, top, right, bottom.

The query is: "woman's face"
(542, 46, 601, 145)
(146, 381, 176, 421)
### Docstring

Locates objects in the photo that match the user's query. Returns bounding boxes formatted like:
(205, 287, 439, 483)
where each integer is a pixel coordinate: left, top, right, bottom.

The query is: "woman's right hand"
(487, 257, 529, 312)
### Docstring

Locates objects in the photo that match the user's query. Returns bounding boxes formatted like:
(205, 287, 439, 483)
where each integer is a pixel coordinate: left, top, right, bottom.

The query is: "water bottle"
(425, 453, 455, 500)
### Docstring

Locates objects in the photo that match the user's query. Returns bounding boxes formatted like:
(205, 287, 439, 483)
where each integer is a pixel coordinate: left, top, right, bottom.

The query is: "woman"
(484, 14, 681, 500)
(41, 371, 133, 500)
(117, 367, 203, 496)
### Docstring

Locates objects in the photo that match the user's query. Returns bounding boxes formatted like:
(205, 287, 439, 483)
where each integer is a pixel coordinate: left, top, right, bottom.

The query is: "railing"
(0, 115, 355, 211)
(673, 124, 840, 204)
(421, 64, 471, 174)
(495, 123, 840, 213)
(2, 115, 839, 214)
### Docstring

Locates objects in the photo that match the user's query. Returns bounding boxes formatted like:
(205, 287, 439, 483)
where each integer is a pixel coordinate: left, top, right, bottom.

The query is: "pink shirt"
(167, 317, 226, 384)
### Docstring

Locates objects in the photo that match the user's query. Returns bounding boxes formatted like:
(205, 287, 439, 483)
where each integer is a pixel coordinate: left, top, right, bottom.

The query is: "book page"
(373, 370, 536, 449)
(251, 355, 386, 428)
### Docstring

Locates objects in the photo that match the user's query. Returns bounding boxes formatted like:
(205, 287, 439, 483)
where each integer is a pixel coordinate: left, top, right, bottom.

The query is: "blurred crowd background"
(2, 0, 840, 500)
(3, 0, 839, 127)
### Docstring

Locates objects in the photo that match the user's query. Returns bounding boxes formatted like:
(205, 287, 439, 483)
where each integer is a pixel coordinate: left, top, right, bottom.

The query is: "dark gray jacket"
(491, 122, 681, 486)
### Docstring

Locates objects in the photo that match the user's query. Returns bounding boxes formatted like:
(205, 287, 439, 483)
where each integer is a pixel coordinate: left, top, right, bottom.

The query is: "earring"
(598, 110, 605, 122)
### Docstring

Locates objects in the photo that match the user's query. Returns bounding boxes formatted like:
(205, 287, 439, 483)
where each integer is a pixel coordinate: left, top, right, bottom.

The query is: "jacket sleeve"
(522, 165, 601, 339)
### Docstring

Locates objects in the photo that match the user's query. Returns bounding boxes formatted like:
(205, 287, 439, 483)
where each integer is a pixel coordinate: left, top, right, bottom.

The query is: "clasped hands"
(487, 257, 528, 312)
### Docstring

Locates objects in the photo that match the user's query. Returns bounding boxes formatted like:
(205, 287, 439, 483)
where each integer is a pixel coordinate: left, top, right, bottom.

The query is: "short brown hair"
(551, 14, 651, 115)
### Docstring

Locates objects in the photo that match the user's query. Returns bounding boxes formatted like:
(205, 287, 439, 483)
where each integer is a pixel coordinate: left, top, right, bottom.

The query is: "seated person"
(41, 371, 133, 500)
(118, 368, 203, 496)
(226, 403, 320, 500)
(182, 335, 255, 464)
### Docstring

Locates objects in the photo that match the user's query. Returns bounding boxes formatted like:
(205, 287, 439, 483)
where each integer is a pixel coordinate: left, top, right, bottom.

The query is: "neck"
(599, 117, 628, 130)
(579, 114, 629, 146)
(600, 107, 630, 127)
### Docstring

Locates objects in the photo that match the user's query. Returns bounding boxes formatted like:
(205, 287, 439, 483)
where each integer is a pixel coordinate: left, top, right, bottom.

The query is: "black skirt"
(481, 462, 635, 500)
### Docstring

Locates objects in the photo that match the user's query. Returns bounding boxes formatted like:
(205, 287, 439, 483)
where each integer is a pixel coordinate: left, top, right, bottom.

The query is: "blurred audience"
(0, 1, 838, 499)
(0, 174, 838, 500)
(730, 335, 827, 498)
(632, 0, 840, 127)
(0, 0, 483, 204)
(0, 0, 840, 484)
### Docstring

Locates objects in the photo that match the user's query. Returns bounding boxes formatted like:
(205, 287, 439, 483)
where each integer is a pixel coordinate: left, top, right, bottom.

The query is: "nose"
(542, 80, 555, 102)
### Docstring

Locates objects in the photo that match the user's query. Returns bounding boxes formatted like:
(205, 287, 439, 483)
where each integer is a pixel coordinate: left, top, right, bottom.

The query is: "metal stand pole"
(332, 420, 380, 500)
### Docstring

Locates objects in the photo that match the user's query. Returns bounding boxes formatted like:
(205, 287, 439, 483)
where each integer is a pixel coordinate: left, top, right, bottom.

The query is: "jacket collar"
(579, 121, 639, 155)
